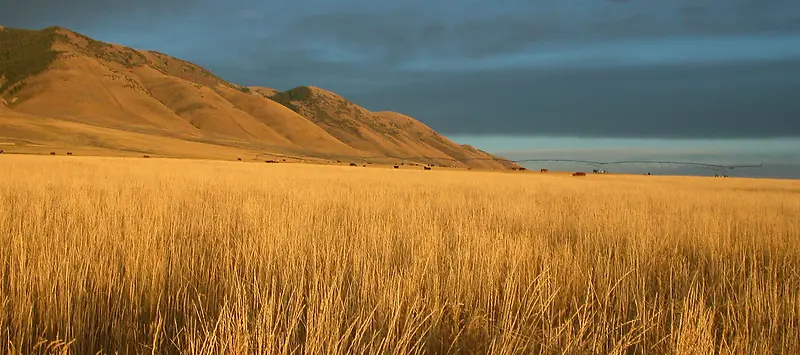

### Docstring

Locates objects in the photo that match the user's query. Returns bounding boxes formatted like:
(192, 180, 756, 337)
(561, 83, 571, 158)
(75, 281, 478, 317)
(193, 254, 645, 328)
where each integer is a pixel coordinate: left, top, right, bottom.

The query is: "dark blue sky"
(2, 0, 800, 138)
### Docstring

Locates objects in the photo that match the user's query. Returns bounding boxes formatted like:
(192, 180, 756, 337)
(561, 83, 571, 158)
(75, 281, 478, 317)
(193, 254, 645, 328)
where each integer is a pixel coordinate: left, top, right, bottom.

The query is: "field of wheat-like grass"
(1, 155, 799, 354)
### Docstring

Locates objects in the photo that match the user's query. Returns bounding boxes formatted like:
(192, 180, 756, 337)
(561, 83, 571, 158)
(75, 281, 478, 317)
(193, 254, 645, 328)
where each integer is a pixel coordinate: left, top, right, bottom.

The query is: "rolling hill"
(0, 25, 517, 169)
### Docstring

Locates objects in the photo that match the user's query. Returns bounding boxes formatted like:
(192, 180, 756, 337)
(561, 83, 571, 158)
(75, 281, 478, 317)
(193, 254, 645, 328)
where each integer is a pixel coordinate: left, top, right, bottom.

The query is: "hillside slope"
(0, 25, 517, 168)
(269, 87, 513, 168)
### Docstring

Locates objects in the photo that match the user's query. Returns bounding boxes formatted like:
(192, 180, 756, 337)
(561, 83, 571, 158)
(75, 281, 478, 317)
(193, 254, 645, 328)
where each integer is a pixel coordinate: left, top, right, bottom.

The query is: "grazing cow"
(50, 152, 56, 155)
(572, 172, 586, 176)
(394, 165, 399, 169)
(237, 157, 242, 161)
(424, 166, 431, 170)
(67, 152, 73, 155)
(467, 167, 472, 170)
(143, 155, 150, 158)
(349, 163, 357, 167)
(592, 169, 600, 174)
(540, 168, 548, 173)
(265, 160, 277, 163)
(0, 149, 4, 154)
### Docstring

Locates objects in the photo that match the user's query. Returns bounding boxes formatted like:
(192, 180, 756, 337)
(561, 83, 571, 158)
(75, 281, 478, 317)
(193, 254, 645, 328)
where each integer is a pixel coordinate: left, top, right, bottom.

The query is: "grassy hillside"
(0, 26, 61, 96)
(0, 26, 516, 169)
(269, 87, 516, 168)
(1, 155, 798, 353)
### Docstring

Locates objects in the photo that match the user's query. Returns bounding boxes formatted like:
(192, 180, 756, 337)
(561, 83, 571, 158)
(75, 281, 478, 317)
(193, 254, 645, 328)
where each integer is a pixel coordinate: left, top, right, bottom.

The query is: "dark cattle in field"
(265, 160, 278, 163)
(573, 172, 586, 176)
(349, 163, 357, 166)
(50, 152, 56, 155)
(143, 155, 150, 158)
(67, 152, 73, 155)
(540, 168, 548, 173)
(467, 167, 472, 170)
(237, 157, 242, 161)
(424, 166, 431, 170)
(394, 165, 399, 169)
(0, 149, 4, 153)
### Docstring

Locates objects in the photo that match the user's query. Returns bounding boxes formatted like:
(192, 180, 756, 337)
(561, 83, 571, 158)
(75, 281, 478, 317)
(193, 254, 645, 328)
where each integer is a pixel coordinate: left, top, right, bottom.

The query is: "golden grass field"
(1, 154, 799, 354)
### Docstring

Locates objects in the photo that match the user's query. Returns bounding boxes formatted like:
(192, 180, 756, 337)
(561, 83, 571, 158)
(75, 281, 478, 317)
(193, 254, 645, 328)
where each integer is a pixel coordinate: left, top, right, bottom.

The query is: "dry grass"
(1, 155, 799, 354)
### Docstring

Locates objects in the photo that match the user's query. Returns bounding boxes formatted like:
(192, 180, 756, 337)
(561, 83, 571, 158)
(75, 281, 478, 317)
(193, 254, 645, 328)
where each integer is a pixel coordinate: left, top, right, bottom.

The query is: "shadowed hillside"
(0, 25, 517, 168)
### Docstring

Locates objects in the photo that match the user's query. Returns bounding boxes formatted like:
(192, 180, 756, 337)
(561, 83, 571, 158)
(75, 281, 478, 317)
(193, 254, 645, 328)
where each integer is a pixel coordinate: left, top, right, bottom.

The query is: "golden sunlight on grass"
(1, 155, 799, 354)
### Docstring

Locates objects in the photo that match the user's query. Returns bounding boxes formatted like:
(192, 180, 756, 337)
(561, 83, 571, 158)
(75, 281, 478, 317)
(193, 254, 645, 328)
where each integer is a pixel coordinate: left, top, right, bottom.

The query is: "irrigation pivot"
(251, 152, 764, 177)
(511, 158, 764, 177)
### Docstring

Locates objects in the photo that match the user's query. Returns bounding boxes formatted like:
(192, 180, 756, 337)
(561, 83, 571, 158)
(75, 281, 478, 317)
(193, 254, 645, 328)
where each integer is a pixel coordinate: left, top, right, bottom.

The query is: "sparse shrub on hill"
(73, 31, 111, 55)
(6, 81, 26, 97)
(268, 89, 303, 113)
(146, 51, 227, 87)
(269, 86, 314, 110)
(0, 26, 61, 95)
(69, 31, 149, 68)
(269, 87, 369, 137)
(232, 84, 251, 93)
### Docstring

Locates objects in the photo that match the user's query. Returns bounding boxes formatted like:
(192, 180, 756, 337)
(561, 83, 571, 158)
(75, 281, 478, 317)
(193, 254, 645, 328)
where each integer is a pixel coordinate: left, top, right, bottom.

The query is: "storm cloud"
(347, 60, 800, 138)
(1, 0, 799, 138)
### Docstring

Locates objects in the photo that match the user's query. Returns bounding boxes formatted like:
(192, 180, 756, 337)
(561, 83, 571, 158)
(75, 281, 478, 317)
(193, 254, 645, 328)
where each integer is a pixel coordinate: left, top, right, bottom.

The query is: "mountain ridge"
(0, 25, 518, 169)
